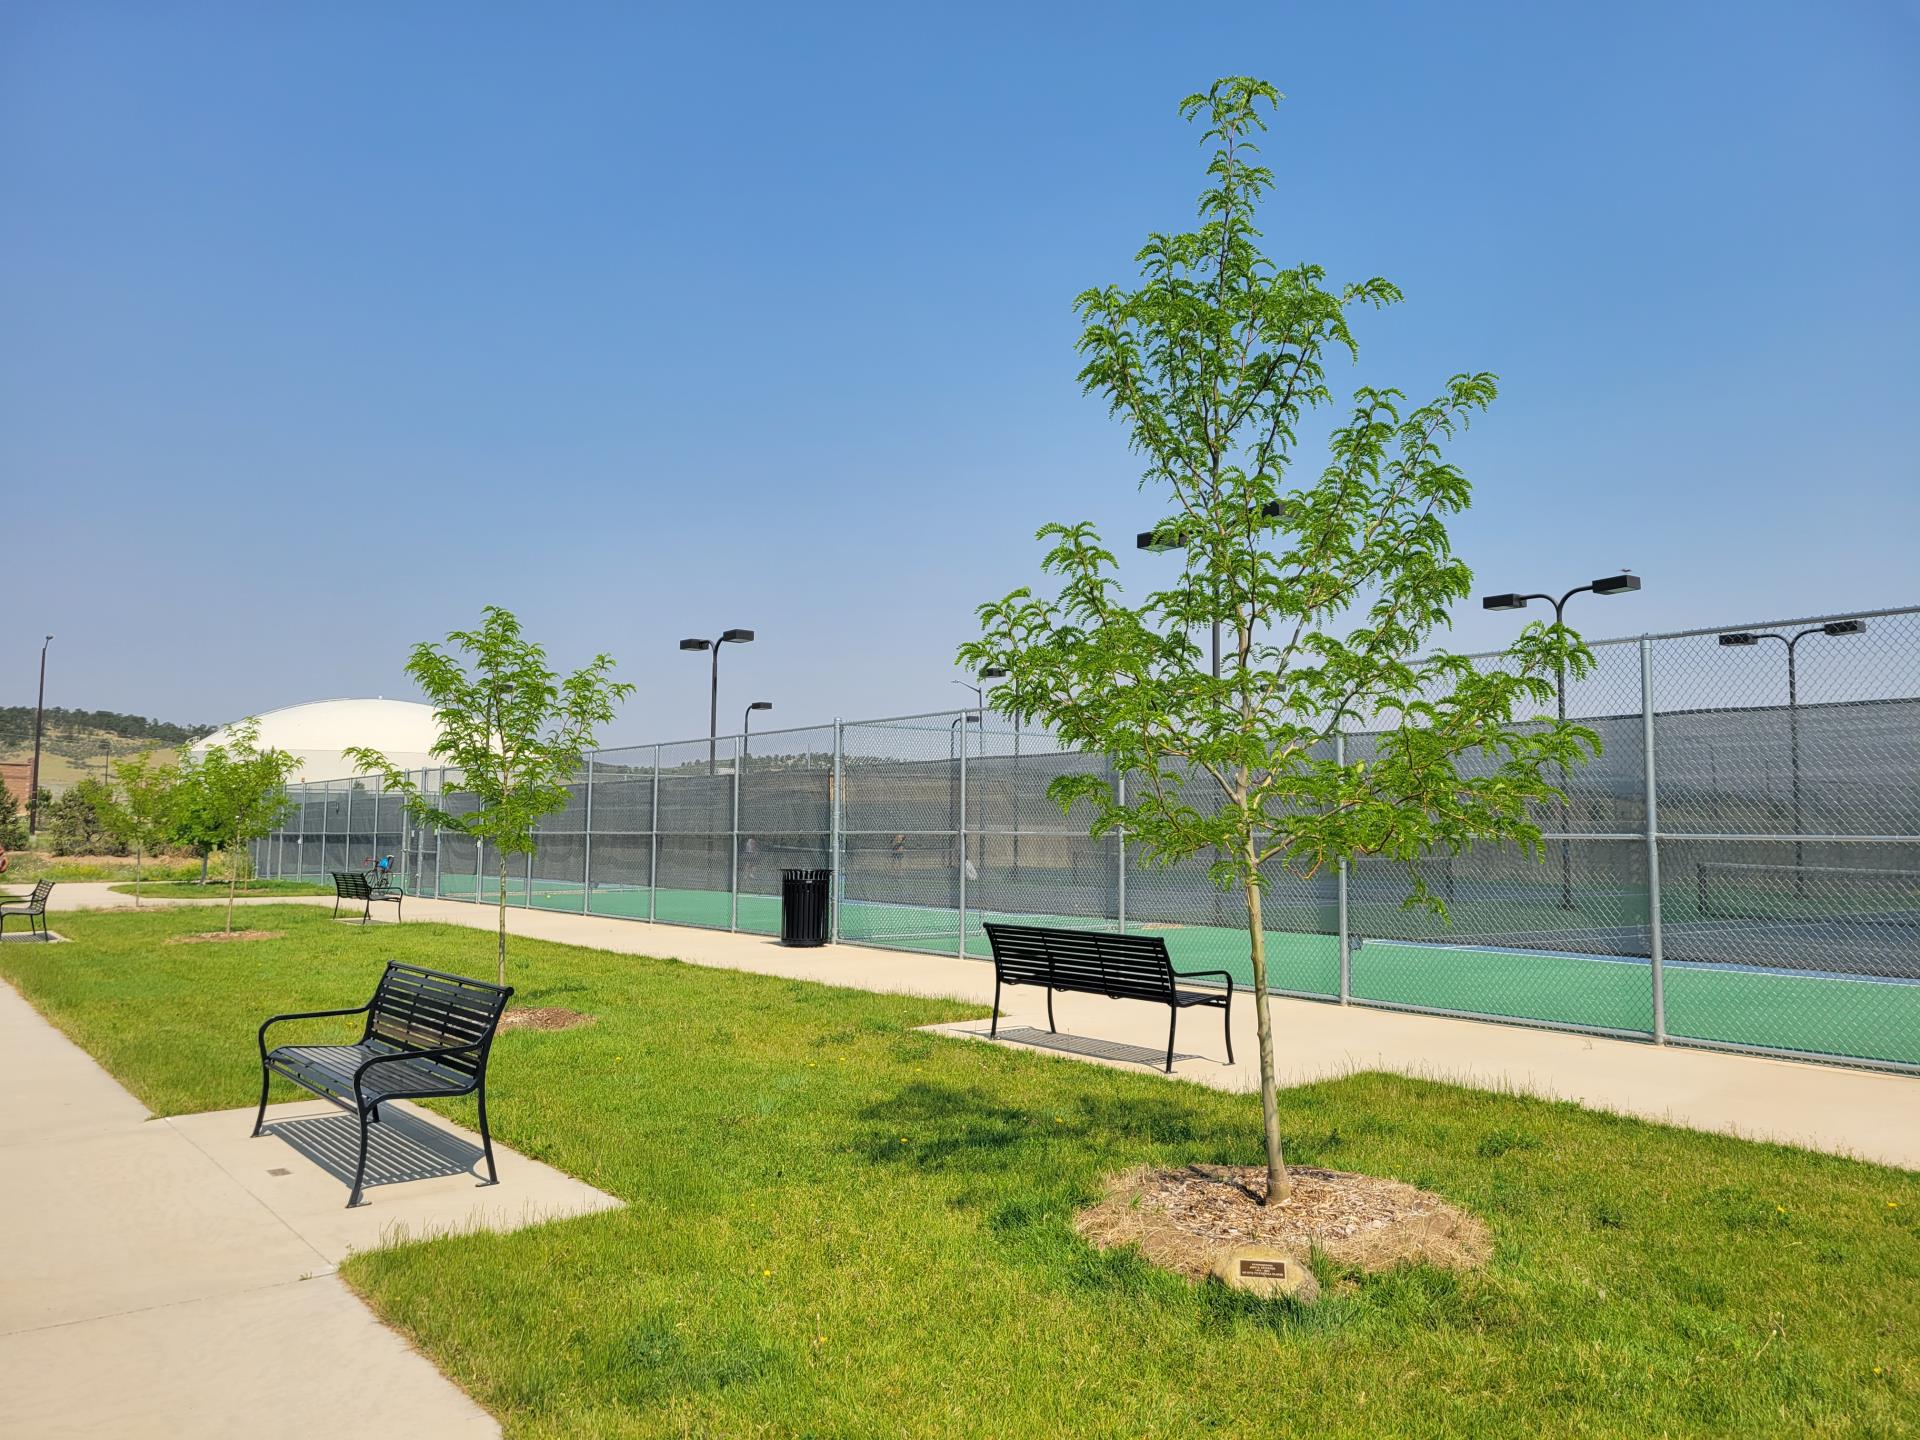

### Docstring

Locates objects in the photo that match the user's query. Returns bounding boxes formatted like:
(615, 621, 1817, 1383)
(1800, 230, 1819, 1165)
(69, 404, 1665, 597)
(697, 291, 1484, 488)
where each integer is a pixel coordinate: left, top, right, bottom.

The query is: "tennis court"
(427, 872, 1920, 1067)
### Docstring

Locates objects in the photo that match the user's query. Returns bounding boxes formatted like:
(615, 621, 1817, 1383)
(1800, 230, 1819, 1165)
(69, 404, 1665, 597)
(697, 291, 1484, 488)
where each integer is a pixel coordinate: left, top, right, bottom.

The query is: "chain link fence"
(252, 606, 1920, 1072)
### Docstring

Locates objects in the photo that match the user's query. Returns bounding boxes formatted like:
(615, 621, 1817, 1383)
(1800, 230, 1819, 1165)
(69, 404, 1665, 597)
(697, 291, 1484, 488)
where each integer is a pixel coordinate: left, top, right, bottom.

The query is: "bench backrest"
(983, 922, 1175, 1003)
(26, 879, 54, 910)
(333, 871, 374, 899)
(364, 962, 513, 1079)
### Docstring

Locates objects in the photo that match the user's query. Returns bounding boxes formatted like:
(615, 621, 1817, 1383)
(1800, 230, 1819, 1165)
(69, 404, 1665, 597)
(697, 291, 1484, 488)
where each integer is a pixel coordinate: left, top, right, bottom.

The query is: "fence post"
(830, 719, 844, 943)
(343, 783, 353, 874)
(581, 756, 594, 915)
(730, 738, 742, 932)
(648, 745, 660, 922)
(957, 716, 968, 958)
(1115, 767, 1127, 933)
(1336, 733, 1351, 1003)
(1640, 636, 1667, 1044)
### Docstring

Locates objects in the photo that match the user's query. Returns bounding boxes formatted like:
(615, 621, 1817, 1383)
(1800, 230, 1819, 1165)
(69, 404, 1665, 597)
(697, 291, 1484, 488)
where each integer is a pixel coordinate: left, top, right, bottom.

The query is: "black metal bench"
(253, 961, 513, 1206)
(332, 869, 403, 923)
(982, 921, 1233, 1072)
(0, 879, 54, 941)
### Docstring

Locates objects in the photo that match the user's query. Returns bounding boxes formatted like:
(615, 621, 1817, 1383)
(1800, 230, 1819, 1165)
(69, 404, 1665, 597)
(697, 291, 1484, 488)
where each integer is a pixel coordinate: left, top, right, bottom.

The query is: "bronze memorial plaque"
(1212, 1244, 1319, 1301)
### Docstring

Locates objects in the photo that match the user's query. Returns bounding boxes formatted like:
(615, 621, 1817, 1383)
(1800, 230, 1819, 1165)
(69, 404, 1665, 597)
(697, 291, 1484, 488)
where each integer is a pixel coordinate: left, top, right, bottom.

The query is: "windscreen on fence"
(256, 606, 1920, 1072)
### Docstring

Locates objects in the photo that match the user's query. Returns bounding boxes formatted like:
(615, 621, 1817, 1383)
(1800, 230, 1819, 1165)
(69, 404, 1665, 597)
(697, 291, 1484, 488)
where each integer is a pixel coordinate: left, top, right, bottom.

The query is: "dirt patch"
(1076, 1164, 1491, 1282)
(165, 930, 287, 945)
(499, 1006, 596, 1033)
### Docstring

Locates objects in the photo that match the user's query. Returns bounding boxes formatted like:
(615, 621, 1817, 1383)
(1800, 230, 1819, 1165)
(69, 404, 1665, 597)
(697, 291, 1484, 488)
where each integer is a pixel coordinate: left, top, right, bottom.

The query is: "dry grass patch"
(500, 1005, 595, 1033)
(1077, 1163, 1491, 1281)
(165, 929, 286, 945)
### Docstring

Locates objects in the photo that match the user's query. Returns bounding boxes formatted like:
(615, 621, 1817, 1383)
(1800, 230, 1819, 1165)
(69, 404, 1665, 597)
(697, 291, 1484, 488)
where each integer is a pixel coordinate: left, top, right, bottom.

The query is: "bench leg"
(347, 1110, 372, 1207)
(333, 896, 341, 920)
(477, 1083, 499, 1186)
(362, 898, 372, 925)
(251, 1065, 272, 1137)
(1165, 1006, 1177, 1073)
(1046, 986, 1056, 1035)
(1223, 990, 1234, 1065)
(989, 977, 1001, 1039)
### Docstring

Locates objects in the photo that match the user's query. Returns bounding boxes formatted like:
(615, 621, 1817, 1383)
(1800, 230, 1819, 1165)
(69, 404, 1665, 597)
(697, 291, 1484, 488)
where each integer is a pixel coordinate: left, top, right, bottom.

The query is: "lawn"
(105, 878, 334, 899)
(3, 905, 1915, 1438)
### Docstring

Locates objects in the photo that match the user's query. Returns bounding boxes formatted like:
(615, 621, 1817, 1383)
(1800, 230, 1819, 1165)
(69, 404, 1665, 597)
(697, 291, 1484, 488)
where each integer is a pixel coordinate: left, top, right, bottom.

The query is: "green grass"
(1, 853, 216, 883)
(105, 879, 335, 899)
(5, 905, 1915, 1438)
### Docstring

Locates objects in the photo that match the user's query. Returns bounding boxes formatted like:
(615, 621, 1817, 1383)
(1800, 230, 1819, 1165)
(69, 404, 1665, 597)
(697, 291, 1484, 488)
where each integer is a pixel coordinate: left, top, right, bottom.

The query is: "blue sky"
(4, 2, 1915, 745)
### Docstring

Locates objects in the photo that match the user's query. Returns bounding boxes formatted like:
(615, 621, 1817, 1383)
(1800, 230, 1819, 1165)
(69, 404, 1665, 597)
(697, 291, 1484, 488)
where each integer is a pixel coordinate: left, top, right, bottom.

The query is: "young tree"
(97, 751, 180, 905)
(347, 605, 633, 986)
(172, 719, 299, 931)
(959, 78, 1597, 1205)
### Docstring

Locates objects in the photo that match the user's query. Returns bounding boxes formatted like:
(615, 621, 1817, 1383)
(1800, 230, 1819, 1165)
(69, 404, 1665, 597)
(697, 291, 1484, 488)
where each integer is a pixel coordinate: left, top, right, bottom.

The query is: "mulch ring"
(499, 1006, 596, 1034)
(165, 930, 286, 945)
(1076, 1164, 1491, 1281)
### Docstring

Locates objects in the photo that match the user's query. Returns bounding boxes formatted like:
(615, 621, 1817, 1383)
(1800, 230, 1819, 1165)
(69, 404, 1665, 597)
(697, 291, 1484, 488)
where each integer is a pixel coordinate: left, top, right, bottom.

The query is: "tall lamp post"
(979, 666, 1019, 878)
(679, 629, 755, 775)
(742, 700, 772, 761)
(27, 635, 52, 834)
(1717, 619, 1864, 889)
(1481, 574, 1643, 908)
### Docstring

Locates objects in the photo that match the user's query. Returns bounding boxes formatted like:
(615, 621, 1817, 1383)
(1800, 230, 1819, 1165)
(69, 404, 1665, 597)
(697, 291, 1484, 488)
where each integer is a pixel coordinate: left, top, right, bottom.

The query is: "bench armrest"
(0, 893, 37, 907)
(258, 1004, 373, 1056)
(1171, 968, 1235, 986)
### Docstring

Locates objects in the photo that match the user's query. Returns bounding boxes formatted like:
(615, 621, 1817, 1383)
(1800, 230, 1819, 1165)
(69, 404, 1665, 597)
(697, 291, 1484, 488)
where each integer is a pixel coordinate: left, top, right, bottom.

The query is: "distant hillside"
(0, 709, 216, 795)
(0, 706, 214, 751)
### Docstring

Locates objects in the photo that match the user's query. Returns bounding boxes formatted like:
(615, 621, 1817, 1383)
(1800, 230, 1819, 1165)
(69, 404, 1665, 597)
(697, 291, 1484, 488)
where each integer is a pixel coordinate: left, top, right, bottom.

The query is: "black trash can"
(780, 867, 833, 947)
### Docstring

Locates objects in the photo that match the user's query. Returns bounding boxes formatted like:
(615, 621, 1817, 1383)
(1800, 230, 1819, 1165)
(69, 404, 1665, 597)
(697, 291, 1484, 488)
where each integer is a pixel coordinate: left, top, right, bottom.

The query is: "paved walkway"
(40, 882, 1915, 1171)
(0, 979, 620, 1439)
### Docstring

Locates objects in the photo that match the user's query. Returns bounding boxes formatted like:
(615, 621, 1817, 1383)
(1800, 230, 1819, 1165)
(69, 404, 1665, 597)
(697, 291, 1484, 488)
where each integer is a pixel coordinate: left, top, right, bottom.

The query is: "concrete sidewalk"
(0, 980, 620, 1440)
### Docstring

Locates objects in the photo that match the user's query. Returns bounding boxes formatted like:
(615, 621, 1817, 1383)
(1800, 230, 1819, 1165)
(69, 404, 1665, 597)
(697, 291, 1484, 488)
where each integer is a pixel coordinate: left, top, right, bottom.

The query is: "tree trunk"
(134, 845, 143, 907)
(496, 853, 510, 987)
(226, 862, 237, 932)
(1243, 857, 1291, 1205)
(199, 851, 209, 885)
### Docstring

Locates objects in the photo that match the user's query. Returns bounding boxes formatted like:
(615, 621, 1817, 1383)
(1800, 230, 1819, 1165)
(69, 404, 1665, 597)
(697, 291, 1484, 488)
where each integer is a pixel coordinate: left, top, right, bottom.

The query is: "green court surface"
(422, 875, 1919, 1067)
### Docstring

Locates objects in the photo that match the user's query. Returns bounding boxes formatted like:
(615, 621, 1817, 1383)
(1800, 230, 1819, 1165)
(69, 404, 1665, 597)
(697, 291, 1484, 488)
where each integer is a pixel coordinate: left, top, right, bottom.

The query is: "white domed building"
(191, 698, 444, 782)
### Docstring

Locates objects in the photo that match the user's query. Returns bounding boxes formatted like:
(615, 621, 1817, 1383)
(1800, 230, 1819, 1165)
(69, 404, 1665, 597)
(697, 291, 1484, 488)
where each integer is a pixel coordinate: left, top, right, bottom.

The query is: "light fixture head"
(1822, 619, 1867, 637)
(981, 666, 1008, 679)
(721, 628, 755, 644)
(679, 638, 711, 651)
(1718, 632, 1760, 647)
(748, 701, 773, 712)
(1136, 522, 1187, 553)
(1592, 573, 1642, 596)
(1481, 593, 1529, 611)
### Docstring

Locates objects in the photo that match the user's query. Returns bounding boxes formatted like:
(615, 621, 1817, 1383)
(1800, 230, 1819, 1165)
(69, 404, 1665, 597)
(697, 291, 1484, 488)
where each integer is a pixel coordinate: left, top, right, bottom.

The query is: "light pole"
(1718, 619, 1865, 889)
(949, 712, 981, 898)
(980, 666, 1019, 878)
(679, 629, 755, 775)
(27, 635, 51, 834)
(1482, 573, 1643, 908)
(742, 701, 772, 761)
(1136, 501, 1281, 679)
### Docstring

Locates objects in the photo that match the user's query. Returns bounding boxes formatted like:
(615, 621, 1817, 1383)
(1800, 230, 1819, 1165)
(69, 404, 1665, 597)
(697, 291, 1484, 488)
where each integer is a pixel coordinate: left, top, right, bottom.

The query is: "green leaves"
(345, 604, 635, 862)
(959, 77, 1601, 907)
